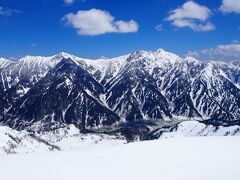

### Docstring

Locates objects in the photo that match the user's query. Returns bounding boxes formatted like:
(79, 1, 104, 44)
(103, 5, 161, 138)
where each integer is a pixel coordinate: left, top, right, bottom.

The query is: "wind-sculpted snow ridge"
(0, 49, 239, 132)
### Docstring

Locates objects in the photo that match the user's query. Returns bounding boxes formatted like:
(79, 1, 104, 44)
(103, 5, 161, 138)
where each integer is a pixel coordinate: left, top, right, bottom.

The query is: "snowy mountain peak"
(131, 50, 151, 57)
(153, 48, 171, 56)
(54, 52, 73, 60)
(0, 57, 12, 62)
(18, 55, 54, 64)
(184, 56, 200, 64)
(153, 49, 181, 63)
(126, 49, 181, 65)
(18, 52, 76, 66)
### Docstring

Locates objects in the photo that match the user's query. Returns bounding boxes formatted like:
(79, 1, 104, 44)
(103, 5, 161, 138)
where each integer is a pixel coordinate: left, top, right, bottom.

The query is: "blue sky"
(0, 0, 240, 60)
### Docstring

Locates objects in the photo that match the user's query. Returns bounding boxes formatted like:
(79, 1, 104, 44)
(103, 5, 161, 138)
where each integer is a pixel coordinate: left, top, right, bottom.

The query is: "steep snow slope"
(0, 53, 92, 118)
(0, 54, 62, 117)
(0, 137, 240, 180)
(210, 60, 240, 88)
(104, 50, 173, 121)
(104, 49, 240, 121)
(83, 54, 130, 85)
(2, 58, 120, 131)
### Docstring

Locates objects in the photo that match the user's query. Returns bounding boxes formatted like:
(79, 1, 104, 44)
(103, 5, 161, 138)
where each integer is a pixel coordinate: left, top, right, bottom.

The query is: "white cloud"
(166, 1, 215, 32)
(168, 1, 211, 21)
(172, 19, 215, 32)
(220, 0, 240, 13)
(187, 43, 240, 61)
(62, 9, 139, 35)
(0, 6, 21, 16)
(64, 0, 75, 6)
(114, 20, 139, 33)
(155, 24, 163, 31)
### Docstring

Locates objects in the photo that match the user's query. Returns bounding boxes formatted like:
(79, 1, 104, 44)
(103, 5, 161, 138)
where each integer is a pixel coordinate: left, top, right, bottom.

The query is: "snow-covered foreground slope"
(0, 126, 54, 154)
(1, 120, 240, 154)
(0, 137, 240, 180)
(0, 125, 126, 154)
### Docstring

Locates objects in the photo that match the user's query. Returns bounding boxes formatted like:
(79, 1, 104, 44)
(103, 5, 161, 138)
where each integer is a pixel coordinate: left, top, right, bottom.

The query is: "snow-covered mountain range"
(0, 49, 239, 133)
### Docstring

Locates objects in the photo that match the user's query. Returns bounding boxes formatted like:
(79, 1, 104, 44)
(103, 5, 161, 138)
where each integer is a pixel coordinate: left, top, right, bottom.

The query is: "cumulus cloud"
(64, 0, 75, 6)
(166, 1, 215, 32)
(0, 6, 21, 16)
(114, 20, 139, 33)
(187, 43, 240, 61)
(62, 9, 139, 35)
(220, 0, 240, 13)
